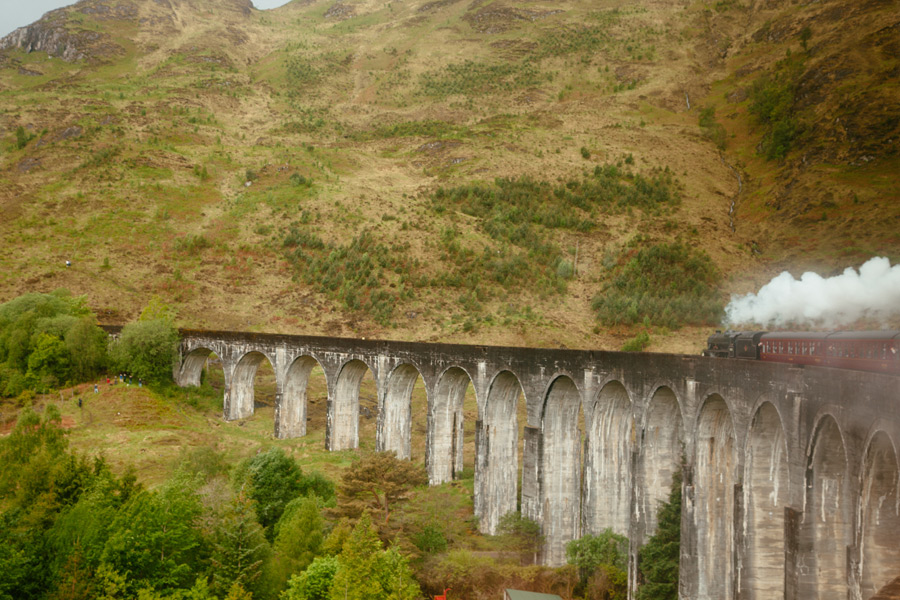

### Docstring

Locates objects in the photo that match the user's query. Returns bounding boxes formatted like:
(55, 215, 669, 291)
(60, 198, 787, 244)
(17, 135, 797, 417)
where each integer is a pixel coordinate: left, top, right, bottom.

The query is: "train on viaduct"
(166, 328, 899, 600)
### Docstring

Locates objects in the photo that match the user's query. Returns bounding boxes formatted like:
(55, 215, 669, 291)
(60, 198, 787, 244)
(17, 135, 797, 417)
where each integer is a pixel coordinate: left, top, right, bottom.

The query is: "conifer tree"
(210, 491, 271, 599)
(636, 470, 682, 600)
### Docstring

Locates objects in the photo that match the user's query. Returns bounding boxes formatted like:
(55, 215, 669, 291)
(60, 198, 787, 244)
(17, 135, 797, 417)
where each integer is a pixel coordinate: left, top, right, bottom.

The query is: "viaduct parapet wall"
(172, 329, 900, 600)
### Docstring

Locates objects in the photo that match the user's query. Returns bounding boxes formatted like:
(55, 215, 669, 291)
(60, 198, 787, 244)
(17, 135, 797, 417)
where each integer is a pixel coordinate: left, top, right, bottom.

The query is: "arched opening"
(428, 367, 474, 484)
(694, 395, 735, 600)
(378, 364, 424, 461)
(860, 432, 900, 598)
(177, 347, 214, 387)
(225, 351, 275, 422)
(741, 402, 789, 599)
(799, 415, 850, 599)
(279, 355, 324, 440)
(638, 386, 683, 542)
(583, 381, 634, 538)
(327, 359, 374, 451)
(540, 376, 582, 566)
(476, 370, 524, 535)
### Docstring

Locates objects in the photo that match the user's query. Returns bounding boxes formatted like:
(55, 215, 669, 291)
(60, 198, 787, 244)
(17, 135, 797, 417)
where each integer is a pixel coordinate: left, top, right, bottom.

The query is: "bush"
(622, 332, 650, 352)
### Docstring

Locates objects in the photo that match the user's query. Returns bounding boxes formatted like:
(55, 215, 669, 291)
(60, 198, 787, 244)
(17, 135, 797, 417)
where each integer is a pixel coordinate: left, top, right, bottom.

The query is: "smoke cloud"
(724, 257, 900, 328)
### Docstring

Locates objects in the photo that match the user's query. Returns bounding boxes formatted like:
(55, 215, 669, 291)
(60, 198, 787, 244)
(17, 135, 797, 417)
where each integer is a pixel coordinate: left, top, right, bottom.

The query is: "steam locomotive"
(703, 330, 900, 375)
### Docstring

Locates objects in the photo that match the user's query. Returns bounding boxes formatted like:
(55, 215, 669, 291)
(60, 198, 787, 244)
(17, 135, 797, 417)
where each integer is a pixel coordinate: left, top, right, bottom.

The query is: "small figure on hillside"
(107, 376, 110, 385)
(138, 379, 142, 388)
(94, 384, 98, 394)
(77, 397, 82, 408)
(129, 376, 133, 385)
(65, 260, 71, 268)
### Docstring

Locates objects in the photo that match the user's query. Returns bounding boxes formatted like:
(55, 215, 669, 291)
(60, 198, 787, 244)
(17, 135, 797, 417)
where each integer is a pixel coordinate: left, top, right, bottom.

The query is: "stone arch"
(428, 366, 474, 485)
(378, 363, 424, 460)
(327, 359, 373, 451)
(226, 350, 276, 421)
(476, 370, 524, 535)
(859, 430, 900, 598)
(583, 380, 634, 539)
(798, 413, 850, 599)
(740, 400, 790, 599)
(638, 385, 684, 541)
(694, 394, 736, 600)
(176, 346, 215, 387)
(540, 375, 582, 566)
(278, 355, 323, 440)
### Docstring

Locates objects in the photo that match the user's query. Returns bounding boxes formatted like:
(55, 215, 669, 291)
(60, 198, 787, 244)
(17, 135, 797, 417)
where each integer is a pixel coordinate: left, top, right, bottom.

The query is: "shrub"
(592, 242, 722, 328)
(566, 530, 629, 600)
(748, 53, 805, 160)
(622, 332, 651, 352)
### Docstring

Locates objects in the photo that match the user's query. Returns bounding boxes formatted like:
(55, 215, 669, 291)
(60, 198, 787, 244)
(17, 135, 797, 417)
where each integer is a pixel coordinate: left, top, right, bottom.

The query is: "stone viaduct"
(171, 328, 900, 600)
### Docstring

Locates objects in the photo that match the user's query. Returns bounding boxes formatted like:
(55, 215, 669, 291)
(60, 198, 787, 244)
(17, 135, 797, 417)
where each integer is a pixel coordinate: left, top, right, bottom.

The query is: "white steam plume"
(725, 257, 900, 328)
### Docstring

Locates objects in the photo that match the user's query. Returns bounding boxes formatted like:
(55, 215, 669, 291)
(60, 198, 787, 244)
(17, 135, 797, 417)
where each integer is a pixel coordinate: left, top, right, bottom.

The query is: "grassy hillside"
(0, 0, 897, 353)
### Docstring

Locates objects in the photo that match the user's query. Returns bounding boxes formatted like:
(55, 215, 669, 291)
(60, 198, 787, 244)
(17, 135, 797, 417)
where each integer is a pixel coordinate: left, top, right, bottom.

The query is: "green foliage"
(567, 530, 629, 600)
(698, 107, 726, 150)
(622, 332, 650, 352)
(592, 242, 722, 329)
(238, 448, 306, 537)
(174, 234, 212, 253)
(283, 556, 339, 600)
(411, 524, 448, 554)
(581, 146, 591, 159)
(497, 511, 544, 565)
(329, 514, 421, 600)
(210, 491, 271, 599)
(748, 53, 805, 160)
(15, 126, 35, 149)
(0, 290, 104, 396)
(109, 318, 179, 385)
(271, 497, 326, 590)
(282, 229, 411, 325)
(419, 60, 548, 98)
(101, 480, 204, 595)
(636, 470, 682, 600)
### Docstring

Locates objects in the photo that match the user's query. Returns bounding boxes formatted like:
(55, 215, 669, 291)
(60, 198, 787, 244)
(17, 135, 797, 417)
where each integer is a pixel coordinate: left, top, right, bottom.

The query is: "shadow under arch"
(740, 400, 789, 599)
(540, 375, 582, 566)
(476, 370, 524, 535)
(583, 380, 634, 540)
(798, 413, 850, 599)
(694, 394, 736, 600)
(638, 385, 684, 543)
(859, 430, 900, 598)
(226, 350, 276, 421)
(428, 366, 474, 485)
(327, 358, 374, 451)
(278, 355, 324, 440)
(378, 363, 424, 460)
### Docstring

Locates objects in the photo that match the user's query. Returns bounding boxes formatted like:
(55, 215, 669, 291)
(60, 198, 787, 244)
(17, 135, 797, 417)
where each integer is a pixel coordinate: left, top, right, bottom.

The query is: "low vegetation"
(592, 241, 723, 329)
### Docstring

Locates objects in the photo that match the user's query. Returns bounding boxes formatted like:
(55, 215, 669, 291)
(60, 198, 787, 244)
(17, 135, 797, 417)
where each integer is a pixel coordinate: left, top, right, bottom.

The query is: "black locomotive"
(704, 330, 900, 375)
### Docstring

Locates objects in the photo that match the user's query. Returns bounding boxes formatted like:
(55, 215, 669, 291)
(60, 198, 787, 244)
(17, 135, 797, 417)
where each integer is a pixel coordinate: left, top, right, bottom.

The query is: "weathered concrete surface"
(169, 328, 900, 600)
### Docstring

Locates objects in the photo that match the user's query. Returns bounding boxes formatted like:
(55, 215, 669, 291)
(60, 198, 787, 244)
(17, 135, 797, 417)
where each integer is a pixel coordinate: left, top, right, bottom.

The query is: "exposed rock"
(324, 3, 356, 20)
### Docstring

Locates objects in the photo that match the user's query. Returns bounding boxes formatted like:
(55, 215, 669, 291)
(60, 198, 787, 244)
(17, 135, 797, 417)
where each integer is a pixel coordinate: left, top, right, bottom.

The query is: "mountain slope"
(1, 0, 897, 352)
